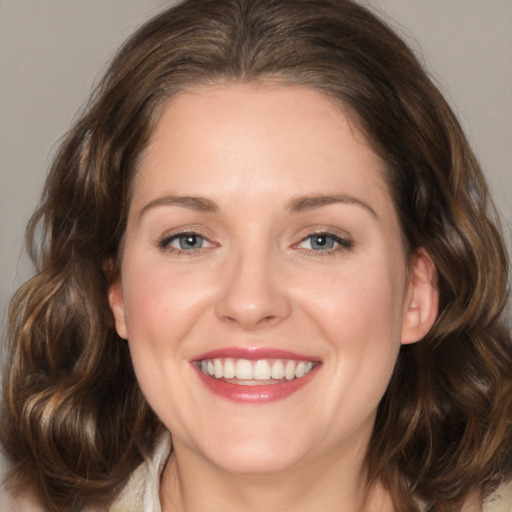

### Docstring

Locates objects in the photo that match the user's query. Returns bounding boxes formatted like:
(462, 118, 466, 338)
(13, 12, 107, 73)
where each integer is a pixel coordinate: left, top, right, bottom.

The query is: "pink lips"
(192, 347, 321, 404)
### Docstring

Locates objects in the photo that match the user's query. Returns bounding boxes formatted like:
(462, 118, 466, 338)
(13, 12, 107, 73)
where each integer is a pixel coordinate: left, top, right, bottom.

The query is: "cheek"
(120, 258, 220, 364)
(119, 261, 214, 414)
(300, 259, 406, 340)
(296, 257, 406, 400)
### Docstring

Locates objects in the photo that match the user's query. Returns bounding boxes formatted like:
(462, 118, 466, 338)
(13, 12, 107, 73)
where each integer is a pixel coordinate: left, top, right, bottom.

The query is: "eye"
(172, 233, 206, 250)
(297, 232, 353, 253)
(158, 232, 215, 253)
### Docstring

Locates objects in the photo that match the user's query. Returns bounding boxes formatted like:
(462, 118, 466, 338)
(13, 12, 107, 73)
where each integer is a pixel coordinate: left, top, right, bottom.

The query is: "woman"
(1, 0, 511, 511)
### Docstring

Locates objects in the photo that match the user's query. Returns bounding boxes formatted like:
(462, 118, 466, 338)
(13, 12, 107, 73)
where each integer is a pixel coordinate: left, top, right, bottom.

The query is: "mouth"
(192, 348, 321, 403)
(197, 357, 316, 385)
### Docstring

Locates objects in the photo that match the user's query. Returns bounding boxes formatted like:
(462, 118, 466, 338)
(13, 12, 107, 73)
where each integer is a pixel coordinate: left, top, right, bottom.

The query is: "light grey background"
(0, 0, 511, 503)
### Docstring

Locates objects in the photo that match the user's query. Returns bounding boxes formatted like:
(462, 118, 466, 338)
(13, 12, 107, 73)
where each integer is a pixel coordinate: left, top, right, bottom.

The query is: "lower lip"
(194, 365, 319, 404)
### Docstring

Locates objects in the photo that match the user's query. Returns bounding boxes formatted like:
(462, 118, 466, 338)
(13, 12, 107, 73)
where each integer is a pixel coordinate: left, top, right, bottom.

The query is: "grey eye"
(175, 234, 205, 250)
(297, 232, 353, 253)
(309, 234, 336, 250)
(159, 232, 210, 251)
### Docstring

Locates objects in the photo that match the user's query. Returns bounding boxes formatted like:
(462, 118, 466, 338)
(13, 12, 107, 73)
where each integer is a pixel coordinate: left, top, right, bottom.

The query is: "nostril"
(220, 312, 281, 331)
(260, 315, 278, 325)
(214, 262, 293, 329)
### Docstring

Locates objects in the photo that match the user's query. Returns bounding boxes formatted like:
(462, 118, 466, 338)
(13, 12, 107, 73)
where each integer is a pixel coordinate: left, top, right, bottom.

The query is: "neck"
(159, 438, 393, 512)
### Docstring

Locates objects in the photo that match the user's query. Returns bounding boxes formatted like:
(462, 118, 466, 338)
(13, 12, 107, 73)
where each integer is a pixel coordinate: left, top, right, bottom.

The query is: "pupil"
(180, 234, 202, 249)
(311, 234, 335, 250)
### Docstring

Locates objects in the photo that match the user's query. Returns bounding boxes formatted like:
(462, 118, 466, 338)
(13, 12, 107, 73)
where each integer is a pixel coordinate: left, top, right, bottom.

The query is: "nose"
(214, 247, 292, 331)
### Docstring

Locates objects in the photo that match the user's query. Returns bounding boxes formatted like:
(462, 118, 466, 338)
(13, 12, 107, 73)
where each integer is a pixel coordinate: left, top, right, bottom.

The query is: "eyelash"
(157, 230, 354, 257)
(294, 231, 354, 256)
(158, 231, 215, 257)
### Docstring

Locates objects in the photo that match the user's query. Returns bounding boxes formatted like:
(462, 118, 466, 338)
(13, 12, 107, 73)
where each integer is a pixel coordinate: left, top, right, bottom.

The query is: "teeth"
(285, 360, 295, 380)
(270, 360, 285, 379)
(199, 357, 316, 382)
(224, 358, 236, 379)
(214, 359, 223, 378)
(254, 360, 271, 380)
(295, 362, 306, 378)
(235, 359, 253, 380)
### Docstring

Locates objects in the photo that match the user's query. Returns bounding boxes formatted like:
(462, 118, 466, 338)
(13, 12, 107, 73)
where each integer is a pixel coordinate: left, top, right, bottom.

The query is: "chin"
(196, 431, 308, 475)
(209, 447, 303, 475)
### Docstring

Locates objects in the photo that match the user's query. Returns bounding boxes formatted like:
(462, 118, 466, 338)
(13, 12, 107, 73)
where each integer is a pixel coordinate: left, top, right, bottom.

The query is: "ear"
(401, 248, 439, 345)
(108, 278, 128, 340)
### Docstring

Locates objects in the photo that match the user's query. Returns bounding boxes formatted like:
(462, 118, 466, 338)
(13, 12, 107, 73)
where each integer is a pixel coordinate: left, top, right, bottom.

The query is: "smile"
(192, 348, 321, 403)
(199, 358, 316, 384)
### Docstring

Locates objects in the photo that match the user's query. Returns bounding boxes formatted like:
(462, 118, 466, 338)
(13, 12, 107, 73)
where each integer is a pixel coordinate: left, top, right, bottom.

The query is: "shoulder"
(0, 483, 48, 512)
(106, 431, 172, 512)
(483, 480, 512, 512)
(1, 433, 173, 512)
(1, 457, 46, 511)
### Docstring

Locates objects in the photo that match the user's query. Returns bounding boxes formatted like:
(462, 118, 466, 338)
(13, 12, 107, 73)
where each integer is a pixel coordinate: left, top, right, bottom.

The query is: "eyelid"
(156, 224, 215, 244)
(157, 227, 219, 256)
(291, 227, 354, 254)
(163, 232, 214, 247)
(155, 225, 353, 257)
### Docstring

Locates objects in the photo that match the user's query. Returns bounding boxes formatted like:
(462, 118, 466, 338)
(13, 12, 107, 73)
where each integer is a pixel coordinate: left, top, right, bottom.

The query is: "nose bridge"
(215, 239, 291, 330)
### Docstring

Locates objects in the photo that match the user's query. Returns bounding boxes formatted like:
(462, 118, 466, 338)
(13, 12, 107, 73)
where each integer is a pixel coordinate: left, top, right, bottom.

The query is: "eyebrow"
(138, 193, 378, 219)
(139, 195, 218, 219)
(285, 194, 378, 219)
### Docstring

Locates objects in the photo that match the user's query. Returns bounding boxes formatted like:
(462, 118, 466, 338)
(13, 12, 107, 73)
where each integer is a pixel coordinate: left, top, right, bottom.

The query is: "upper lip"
(192, 346, 321, 362)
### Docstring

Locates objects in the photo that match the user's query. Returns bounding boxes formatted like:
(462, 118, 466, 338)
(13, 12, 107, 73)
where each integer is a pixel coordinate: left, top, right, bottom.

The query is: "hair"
(2, 0, 511, 510)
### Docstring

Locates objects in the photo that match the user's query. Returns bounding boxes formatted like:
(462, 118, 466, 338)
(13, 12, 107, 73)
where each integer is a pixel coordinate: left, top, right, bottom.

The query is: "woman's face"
(109, 84, 437, 475)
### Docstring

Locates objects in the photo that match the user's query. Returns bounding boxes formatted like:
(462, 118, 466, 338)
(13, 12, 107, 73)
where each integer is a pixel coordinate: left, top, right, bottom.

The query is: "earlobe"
(108, 279, 128, 340)
(401, 248, 439, 345)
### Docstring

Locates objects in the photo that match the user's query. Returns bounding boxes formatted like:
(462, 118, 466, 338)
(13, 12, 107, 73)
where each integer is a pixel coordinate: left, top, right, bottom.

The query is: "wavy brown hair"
(2, 1, 511, 510)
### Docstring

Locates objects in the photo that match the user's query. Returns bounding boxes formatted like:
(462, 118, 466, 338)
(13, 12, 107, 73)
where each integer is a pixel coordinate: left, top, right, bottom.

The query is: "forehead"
(133, 83, 391, 212)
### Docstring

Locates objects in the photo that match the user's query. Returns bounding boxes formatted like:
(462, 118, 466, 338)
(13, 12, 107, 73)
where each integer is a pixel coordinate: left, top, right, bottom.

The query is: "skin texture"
(108, 84, 439, 512)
